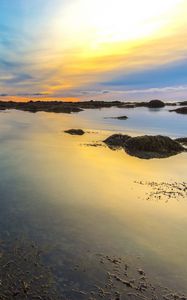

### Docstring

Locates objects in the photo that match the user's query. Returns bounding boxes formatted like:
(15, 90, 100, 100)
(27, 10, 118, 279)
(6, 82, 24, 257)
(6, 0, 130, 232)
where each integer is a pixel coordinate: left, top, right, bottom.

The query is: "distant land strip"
(0, 99, 186, 114)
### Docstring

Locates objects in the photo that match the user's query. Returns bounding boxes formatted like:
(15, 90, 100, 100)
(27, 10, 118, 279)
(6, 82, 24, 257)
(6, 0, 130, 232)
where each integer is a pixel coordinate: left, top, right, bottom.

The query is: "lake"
(0, 106, 186, 299)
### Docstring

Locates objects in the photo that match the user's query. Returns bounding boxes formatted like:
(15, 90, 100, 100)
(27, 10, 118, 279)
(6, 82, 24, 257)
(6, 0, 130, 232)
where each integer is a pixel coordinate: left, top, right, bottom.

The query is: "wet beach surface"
(0, 106, 186, 299)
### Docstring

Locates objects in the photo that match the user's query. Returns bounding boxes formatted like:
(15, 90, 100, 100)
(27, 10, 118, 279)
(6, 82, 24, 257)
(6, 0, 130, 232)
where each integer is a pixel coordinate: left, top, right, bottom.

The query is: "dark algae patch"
(82, 143, 104, 147)
(135, 181, 187, 202)
(0, 239, 60, 300)
(61, 253, 187, 300)
(0, 240, 187, 299)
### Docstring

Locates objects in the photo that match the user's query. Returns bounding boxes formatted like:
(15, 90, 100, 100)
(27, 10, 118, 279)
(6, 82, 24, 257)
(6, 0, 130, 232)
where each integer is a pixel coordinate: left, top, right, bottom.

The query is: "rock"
(116, 116, 128, 120)
(165, 102, 177, 106)
(46, 106, 83, 113)
(125, 135, 184, 159)
(78, 100, 122, 109)
(138, 269, 145, 276)
(103, 134, 131, 148)
(64, 129, 85, 135)
(0, 100, 181, 113)
(119, 104, 135, 108)
(147, 100, 165, 108)
(105, 116, 128, 120)
(104, 134, 186, 159)
(124, 104, 135, 108)
(170, 107, 187, 114)
(179, 101, 187, 106)
(175, 137, 187, 145)
(134, 102, 148, 107)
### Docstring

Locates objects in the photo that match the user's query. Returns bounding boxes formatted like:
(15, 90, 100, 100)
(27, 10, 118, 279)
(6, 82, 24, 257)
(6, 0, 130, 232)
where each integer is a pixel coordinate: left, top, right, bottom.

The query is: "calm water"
(0, 107, 187, 298)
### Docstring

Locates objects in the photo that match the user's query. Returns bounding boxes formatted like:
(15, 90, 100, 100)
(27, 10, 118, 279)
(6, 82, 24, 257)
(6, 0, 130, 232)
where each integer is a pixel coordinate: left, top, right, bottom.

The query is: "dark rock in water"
(165, 102, 177, 106)
(179, 101, 187, 106)
(105, 116, 128, 120)
(78, 100, 122, 109)
(46, 106, 83, 113)
(64, 129, 85, 135)
(103, 134, 131, 148)
(116, 116, 128, 120)
(104, 134, 186, 159)
(170, 107, 187, 114)
(175, 137, 187, 145)
(147, 100, 165, 108)
(120, 104, 135, 108)
(125, 135, 184, 159)
(124, 104, 135, 108)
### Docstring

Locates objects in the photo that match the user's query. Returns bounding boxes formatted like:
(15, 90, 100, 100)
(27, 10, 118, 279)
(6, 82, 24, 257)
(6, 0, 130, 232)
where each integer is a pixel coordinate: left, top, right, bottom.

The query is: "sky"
(0, 0, 187, 101)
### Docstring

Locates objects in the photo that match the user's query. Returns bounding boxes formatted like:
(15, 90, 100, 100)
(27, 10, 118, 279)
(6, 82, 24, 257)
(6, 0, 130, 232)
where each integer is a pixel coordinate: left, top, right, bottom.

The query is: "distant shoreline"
(0, 99, 186, 114)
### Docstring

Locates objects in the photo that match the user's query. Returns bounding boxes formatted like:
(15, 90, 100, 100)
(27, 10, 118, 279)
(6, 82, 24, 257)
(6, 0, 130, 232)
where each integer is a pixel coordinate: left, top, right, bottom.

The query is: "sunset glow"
(0, 0, 187, 99)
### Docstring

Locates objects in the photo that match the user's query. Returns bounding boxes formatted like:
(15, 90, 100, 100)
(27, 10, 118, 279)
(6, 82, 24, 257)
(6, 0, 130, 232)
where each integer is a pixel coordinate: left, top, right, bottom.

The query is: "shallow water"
(78, 105, 187, 137)
(0, 107, 186, 298)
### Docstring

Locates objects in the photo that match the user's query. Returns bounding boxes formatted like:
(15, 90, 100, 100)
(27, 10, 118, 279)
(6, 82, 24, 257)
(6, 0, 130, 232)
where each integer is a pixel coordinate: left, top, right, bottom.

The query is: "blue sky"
(102, 60, 187, 89)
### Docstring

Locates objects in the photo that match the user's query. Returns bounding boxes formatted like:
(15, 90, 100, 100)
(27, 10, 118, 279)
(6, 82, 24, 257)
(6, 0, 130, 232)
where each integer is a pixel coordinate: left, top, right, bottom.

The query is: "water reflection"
(0, 109, 186, 297)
